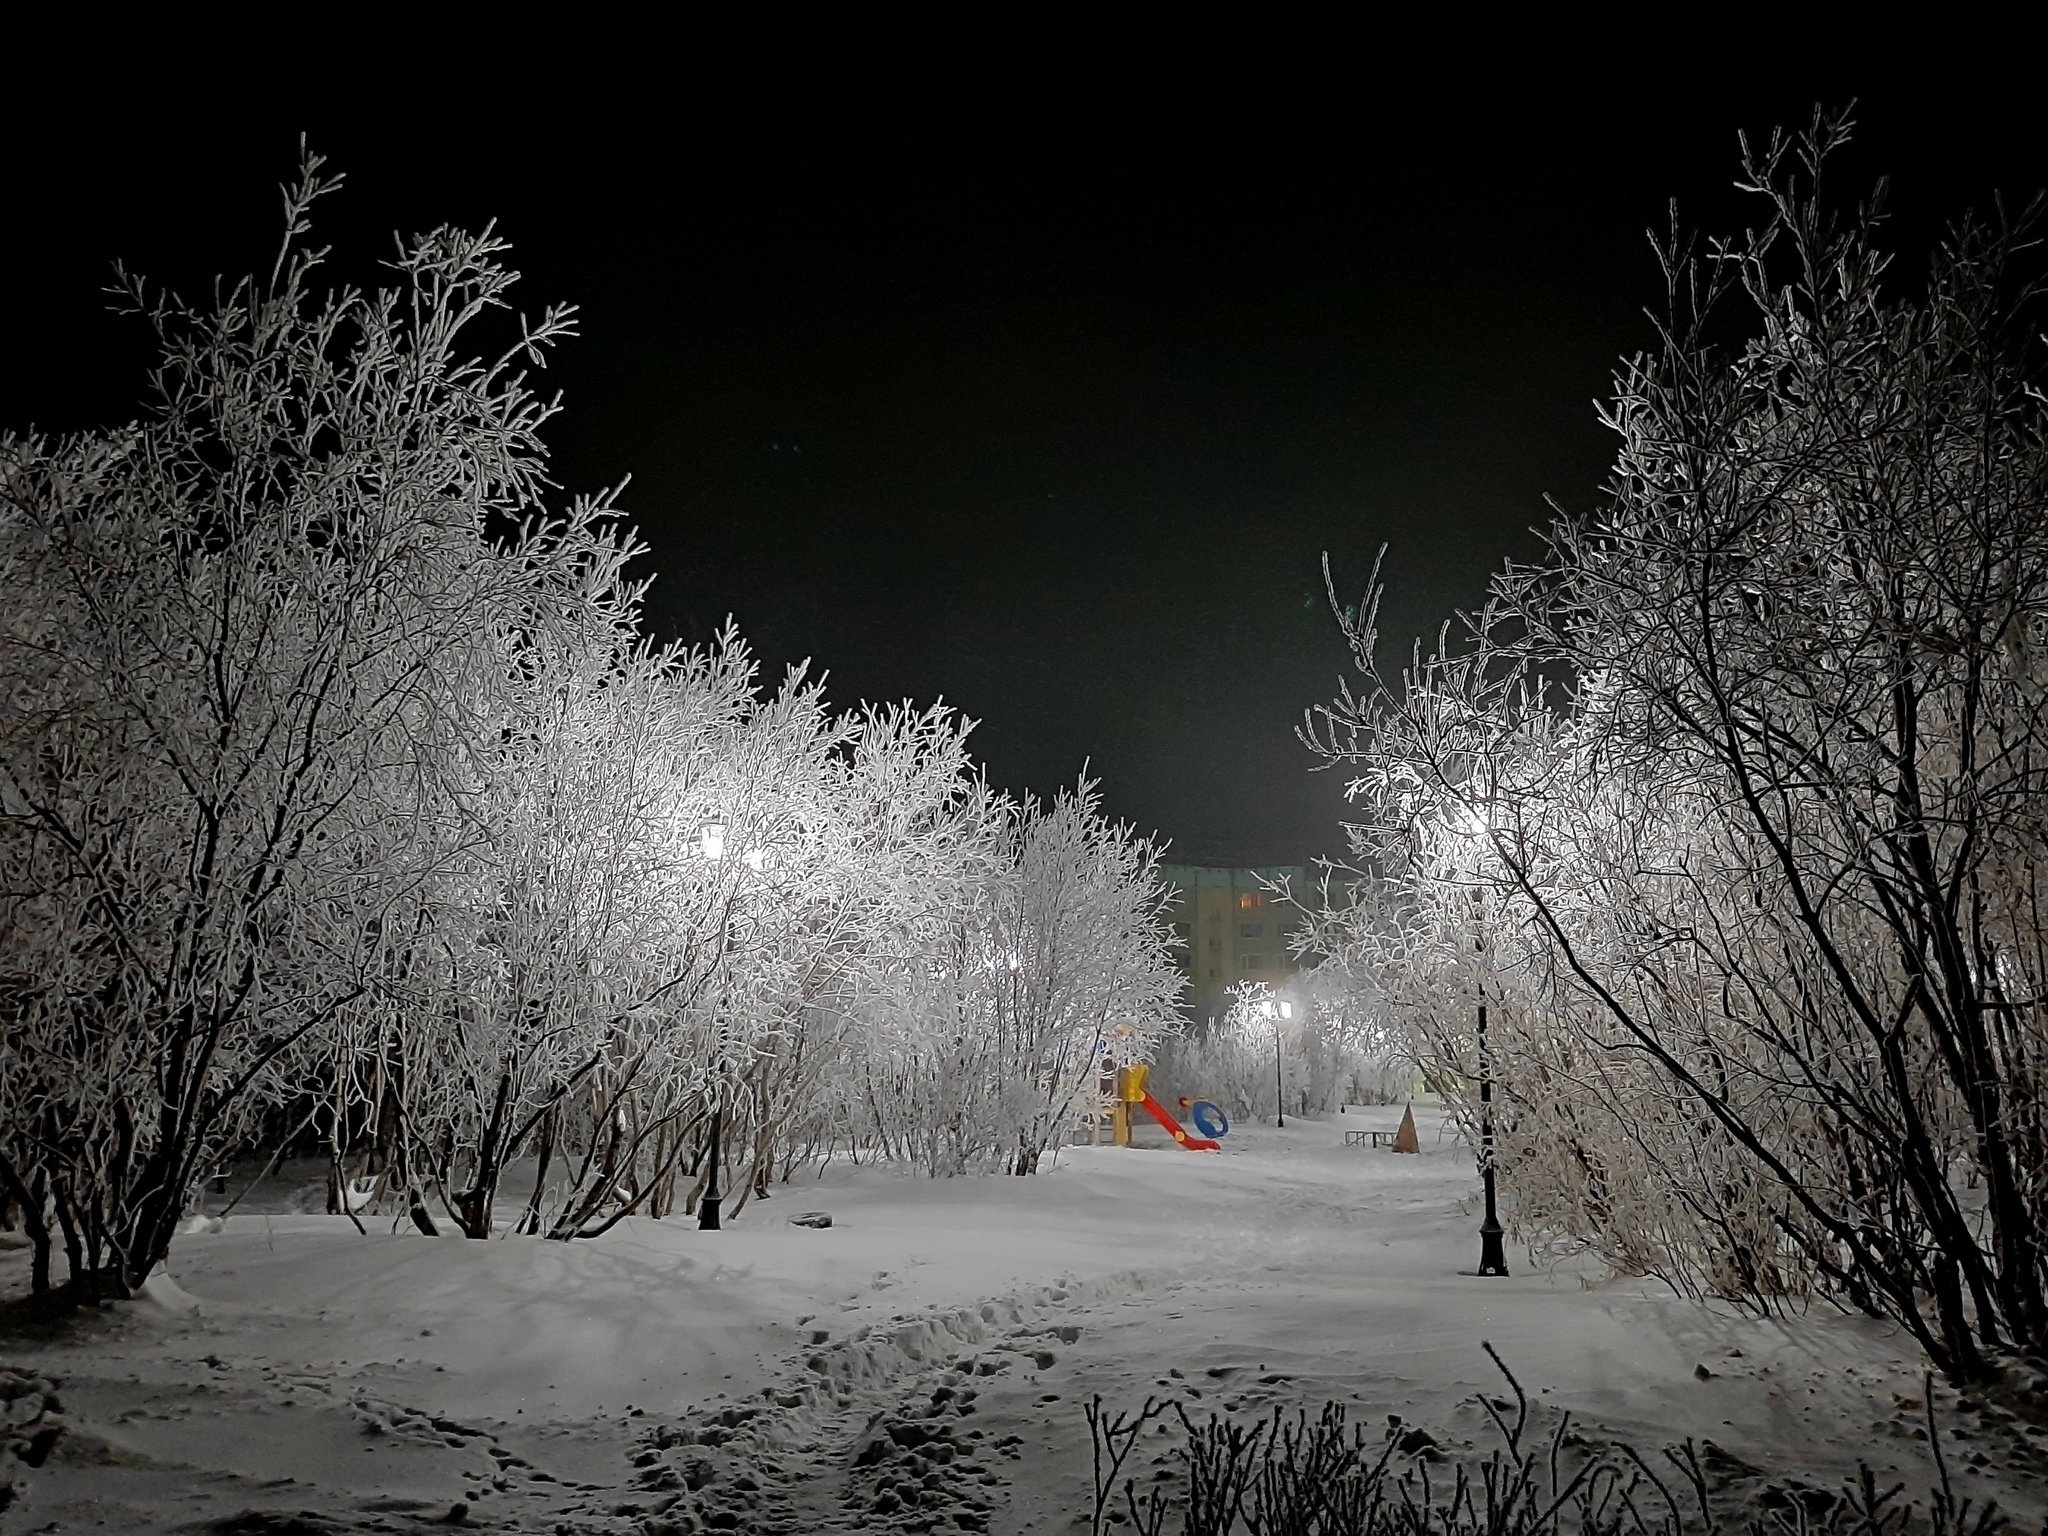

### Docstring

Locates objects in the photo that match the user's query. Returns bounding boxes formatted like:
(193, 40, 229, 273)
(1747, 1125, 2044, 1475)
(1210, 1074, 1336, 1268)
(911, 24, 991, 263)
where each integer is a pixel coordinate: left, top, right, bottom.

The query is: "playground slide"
(1138, 1093, 1221, 1152)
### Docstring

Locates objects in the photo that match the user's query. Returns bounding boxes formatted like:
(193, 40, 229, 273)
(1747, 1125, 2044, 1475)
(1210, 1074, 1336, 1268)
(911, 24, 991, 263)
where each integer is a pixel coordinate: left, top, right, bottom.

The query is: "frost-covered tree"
(413, 634, 760, 1239)
(0, 151, 638, 1292)
(850, 780, 1185, 1175)
(713, 698, 997, 1204)
(1303, 113, 2048, 1381)
(0, 151, 1198, 1303)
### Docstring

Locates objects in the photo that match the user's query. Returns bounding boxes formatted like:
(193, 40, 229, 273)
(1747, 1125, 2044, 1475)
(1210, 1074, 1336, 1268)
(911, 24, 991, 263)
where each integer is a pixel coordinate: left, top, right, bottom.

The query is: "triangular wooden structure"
(1391, 1103, 1420, 1154)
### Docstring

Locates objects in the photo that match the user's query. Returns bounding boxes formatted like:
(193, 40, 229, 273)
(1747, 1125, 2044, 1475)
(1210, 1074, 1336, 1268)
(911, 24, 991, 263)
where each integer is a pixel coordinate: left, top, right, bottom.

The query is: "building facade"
(1155, 864, 1307, 1022)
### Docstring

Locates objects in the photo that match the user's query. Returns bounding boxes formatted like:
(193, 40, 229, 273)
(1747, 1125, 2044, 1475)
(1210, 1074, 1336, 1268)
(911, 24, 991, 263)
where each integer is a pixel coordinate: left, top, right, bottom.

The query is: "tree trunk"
(455, 1069, 514, 1239)
(517, 1108, 557, 1236)
(0, 1155, 53, 1295)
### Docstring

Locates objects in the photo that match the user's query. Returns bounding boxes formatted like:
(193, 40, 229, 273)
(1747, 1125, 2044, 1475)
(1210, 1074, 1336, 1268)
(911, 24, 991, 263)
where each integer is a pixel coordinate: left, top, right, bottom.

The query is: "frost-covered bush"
(1151, 980, 1411, 1123)
(1086, 1354, 2002, 1536)
(842, 779, 1184, 1177)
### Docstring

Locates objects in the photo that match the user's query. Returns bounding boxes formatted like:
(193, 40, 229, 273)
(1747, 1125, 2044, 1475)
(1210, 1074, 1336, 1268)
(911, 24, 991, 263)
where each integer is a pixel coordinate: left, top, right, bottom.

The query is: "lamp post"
(1274, 1023, 1285, 1130)
(695, 816, 731, 1231)
(1450, 805, 1509, 1277)
(1258, 997, 1292, 1127)
(1473, 889, 1508, 1277)
(698, 1099, 723, 1231)
(1277, 999, 1294, 1128)
(1476, 996, 1508, 1274)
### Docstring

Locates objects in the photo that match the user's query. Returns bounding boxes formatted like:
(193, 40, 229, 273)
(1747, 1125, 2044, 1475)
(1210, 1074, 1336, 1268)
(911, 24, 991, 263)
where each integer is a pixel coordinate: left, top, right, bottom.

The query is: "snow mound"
(138, 1272, 202, 1315)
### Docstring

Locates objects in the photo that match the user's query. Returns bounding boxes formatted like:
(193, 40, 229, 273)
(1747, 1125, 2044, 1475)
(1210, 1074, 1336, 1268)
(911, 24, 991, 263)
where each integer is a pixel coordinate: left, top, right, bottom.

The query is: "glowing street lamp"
(700, 817, 777, 874)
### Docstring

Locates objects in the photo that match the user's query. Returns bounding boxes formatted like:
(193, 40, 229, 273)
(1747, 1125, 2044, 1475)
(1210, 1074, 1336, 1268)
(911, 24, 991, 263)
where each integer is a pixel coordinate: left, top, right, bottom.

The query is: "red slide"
(1138, 1093, 1221, 1151)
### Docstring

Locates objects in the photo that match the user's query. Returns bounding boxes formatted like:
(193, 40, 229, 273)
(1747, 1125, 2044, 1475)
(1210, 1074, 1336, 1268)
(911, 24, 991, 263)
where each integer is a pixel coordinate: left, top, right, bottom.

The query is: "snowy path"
(4, 1108, 2044, 1532)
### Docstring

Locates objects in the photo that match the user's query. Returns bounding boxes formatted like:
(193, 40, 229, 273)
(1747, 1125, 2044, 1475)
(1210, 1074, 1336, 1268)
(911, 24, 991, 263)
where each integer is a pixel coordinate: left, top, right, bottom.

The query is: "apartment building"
(1155, 864, 1307, 1022)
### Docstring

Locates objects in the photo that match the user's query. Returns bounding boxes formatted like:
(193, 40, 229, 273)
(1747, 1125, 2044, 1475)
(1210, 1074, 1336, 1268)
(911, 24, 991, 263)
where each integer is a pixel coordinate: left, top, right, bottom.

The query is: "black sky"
(6, 82, 2042, 865)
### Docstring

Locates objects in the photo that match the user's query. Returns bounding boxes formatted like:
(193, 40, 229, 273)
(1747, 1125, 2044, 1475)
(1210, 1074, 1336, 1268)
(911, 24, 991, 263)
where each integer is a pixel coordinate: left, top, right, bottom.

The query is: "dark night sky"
(6, 80, 2042, 865)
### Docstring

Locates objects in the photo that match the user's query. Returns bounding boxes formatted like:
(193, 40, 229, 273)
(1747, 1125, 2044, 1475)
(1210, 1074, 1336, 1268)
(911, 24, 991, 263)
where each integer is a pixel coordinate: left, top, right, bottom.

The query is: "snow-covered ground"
(3, 1106, 2040, 1533)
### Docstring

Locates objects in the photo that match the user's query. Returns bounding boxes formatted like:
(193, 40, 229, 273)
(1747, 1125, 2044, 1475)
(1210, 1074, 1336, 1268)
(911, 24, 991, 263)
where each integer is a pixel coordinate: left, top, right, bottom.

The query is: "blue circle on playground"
(1189, 1101, 1228, 1139)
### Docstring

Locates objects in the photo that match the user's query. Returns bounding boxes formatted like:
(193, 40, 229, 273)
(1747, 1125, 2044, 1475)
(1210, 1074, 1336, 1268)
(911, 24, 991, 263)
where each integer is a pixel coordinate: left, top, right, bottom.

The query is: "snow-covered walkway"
(2, 1107, 2037, 1533)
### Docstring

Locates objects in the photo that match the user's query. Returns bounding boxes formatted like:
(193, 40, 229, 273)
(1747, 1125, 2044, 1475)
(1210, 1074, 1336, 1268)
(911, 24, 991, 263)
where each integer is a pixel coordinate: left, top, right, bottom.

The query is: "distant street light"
(1257, 997, 1294, 1128)
(1275, 1021, 1285, 1129)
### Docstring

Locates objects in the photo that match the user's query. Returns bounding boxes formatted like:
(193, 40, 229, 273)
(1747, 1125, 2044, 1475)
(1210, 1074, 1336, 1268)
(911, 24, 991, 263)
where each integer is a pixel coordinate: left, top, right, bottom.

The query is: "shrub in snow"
(1087, 1352, 2005, 1536)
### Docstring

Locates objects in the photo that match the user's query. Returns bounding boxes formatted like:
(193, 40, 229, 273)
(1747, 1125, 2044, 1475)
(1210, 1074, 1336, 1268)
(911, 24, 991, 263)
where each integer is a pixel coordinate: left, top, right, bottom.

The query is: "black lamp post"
(698, 1101, 723, 1231)
(1476, 998, 1508, 1274)
(1475, 910, 1507, 1276)
(1262, 997, 1292, 1128)
(1274, 1022, 1286, 1129)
